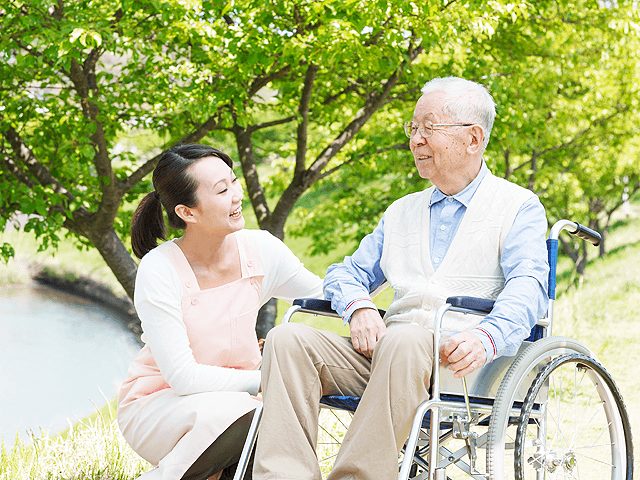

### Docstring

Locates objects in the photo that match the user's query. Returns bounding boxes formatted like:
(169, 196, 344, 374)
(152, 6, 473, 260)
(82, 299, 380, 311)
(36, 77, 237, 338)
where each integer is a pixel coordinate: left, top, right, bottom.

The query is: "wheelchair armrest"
(291, 297, 491, 320)
(446, 296, 494, 315)
(291, 298, 386, 318)
(292, 298, 336, 314)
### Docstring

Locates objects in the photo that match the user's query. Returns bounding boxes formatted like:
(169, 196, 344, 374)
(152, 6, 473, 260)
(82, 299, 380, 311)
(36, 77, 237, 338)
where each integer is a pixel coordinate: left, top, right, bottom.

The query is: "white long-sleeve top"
(132, 229, 324, 396)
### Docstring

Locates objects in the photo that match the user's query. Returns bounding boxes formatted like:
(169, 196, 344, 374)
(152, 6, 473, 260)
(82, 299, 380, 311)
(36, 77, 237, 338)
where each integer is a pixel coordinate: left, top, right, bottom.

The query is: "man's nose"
(411, 130, 429, 146)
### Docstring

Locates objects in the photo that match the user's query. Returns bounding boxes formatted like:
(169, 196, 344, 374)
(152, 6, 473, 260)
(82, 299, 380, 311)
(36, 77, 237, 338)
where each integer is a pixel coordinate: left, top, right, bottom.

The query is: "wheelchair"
(234, 220, 633, 480)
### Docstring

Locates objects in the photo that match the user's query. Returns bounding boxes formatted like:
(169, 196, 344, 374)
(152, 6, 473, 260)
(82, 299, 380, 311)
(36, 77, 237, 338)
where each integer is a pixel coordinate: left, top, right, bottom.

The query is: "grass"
(0, 400, 149, 480)
(1, 203, 639, 478)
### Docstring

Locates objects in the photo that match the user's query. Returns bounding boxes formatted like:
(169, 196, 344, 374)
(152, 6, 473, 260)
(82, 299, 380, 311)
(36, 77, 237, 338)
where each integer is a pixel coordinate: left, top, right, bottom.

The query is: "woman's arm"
(254, 231, 324, 304)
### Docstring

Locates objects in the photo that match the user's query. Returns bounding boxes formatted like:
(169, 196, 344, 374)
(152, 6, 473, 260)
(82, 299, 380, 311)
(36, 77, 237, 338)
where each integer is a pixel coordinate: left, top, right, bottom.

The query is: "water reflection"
(0, 284, 140, 445)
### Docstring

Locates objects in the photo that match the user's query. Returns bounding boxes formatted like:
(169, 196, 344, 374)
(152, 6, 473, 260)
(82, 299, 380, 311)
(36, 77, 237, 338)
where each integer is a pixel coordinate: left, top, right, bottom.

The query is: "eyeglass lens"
(404, 121, 432, 138)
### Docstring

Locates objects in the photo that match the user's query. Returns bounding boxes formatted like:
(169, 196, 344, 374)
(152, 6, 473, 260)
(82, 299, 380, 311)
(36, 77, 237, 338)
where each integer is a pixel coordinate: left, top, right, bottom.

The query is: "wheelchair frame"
(233, 220, 633, 480)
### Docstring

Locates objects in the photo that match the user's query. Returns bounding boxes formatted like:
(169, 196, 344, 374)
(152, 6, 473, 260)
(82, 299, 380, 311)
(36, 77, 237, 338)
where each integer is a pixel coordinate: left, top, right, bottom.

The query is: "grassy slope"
(1, 203, 639, 477)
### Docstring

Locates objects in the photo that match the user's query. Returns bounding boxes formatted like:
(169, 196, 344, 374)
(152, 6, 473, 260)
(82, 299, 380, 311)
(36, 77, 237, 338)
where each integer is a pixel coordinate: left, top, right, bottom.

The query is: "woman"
(117, 144, 324, 480)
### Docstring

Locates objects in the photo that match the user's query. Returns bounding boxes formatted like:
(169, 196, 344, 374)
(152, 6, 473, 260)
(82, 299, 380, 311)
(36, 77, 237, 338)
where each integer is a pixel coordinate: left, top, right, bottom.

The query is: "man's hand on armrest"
(439, 331, 487, 378)
(350, 308, 387, 359)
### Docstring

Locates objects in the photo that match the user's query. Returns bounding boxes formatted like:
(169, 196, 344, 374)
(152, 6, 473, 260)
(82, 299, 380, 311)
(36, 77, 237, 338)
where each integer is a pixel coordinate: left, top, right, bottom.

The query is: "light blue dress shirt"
(323, 162, 549, 363)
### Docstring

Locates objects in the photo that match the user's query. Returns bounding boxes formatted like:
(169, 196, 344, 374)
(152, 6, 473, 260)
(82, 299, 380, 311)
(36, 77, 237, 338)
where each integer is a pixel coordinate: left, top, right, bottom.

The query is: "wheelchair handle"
(548, 219, 601, 246)
(547, 220, 602, 306)
(570, 223, 601, 246)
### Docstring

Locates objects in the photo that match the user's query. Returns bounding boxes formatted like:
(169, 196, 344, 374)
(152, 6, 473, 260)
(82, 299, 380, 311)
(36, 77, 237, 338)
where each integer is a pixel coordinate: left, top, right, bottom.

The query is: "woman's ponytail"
(131, 191, 166, 259)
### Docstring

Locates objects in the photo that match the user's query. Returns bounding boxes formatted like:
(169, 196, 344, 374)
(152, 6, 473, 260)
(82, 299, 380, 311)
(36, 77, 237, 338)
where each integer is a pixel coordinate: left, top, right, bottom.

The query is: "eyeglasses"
(403, 120, 473, 139)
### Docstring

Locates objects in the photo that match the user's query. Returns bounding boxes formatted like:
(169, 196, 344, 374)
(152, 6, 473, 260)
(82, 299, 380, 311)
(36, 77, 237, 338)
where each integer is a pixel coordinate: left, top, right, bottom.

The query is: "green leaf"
(0, 243, 15, 263)
(69, 27, 85, 44)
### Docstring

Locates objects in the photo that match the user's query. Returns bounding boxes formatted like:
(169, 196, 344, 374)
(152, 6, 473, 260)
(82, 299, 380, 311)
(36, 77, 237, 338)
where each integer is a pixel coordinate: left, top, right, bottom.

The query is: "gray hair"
(420, 77, 496, 152)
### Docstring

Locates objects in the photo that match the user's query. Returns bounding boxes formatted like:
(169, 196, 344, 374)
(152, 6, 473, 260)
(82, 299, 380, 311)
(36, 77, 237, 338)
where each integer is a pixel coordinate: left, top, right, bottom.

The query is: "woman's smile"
(230, 206, 243, 219)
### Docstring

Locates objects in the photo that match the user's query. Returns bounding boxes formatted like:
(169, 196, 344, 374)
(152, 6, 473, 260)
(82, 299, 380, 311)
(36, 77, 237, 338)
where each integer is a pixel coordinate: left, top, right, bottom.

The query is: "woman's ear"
(466, 125, 485, 155)
(175, 204, 197, 224)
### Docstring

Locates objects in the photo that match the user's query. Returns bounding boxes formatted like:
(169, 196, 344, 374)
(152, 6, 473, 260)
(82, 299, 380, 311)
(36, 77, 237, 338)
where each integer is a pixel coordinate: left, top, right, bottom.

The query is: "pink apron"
(118, 233, 263, 479)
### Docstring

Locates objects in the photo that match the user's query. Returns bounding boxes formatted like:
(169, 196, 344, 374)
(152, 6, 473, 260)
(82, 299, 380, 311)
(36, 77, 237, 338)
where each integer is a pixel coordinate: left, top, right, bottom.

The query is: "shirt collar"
(429, 160, 489, 208)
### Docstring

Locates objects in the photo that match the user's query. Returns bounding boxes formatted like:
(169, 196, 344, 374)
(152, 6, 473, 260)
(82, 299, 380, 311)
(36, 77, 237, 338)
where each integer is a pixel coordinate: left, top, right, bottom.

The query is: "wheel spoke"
(485, 339, 631, 480)
(574, 451, 615, 467)
(512, 353, 631, 480)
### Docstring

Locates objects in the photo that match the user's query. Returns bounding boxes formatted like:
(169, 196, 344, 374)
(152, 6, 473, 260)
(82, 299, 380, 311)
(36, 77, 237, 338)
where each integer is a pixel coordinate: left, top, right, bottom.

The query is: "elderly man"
(253, 77, 549, 480)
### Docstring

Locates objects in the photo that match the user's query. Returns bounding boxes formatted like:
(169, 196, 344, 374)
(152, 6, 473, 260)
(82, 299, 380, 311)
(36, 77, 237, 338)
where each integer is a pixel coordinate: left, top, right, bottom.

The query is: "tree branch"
(295, 63, 319, 176)
(1, 123, 79, 206)
(537, 104, 628, 159)
(322, 83, 362, 105)
(385, 85, 423, 104)
(14, 38, 70, 77)
(1, 151, 37, 189)
(124, 113, 225, 192)
(247, 65, 291, 98)
(267, 42, 423, 228)
(251, 115, 296, 132)
(305, 45, 421, 181)
(319, 142, 410, 180)
(233, 122, 272, 231)
(68, 54, 121, 230)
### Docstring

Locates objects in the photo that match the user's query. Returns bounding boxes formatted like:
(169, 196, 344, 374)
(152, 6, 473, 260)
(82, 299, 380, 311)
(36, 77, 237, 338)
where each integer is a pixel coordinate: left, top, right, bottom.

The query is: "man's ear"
(466, 125, 485, 155)
(175, 204, 197, 224)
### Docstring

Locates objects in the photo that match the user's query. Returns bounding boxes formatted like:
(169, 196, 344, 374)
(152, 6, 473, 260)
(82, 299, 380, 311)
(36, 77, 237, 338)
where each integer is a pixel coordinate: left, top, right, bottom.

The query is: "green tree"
(0, 0, 535, 334)
(3, 0, 637, 335)
(293, 0, 640, 281)
(473, 1, 640, 276)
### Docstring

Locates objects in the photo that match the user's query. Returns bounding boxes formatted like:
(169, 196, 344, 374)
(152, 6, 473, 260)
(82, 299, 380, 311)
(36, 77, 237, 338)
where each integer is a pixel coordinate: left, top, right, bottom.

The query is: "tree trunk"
(256, 297, 278, 341)
(576, 240, 588, 277)
(87, 226, 138, 300)
(598, 216, 611, 258)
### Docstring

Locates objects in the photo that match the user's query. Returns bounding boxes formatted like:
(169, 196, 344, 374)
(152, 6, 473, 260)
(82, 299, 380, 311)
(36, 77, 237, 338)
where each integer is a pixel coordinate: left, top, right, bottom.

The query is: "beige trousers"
(253, 322, 434, 480)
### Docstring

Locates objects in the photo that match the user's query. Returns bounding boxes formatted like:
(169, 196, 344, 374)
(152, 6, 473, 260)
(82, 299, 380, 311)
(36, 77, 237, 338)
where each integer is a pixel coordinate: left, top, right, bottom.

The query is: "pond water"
(0, 284, 141, 445)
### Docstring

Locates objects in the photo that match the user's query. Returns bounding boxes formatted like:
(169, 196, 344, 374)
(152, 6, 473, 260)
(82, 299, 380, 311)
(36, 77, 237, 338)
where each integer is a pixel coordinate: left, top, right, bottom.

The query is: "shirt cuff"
(247, 369, 262, 396)
(343, 298, 378, 324)
(471, 327, 496, 365)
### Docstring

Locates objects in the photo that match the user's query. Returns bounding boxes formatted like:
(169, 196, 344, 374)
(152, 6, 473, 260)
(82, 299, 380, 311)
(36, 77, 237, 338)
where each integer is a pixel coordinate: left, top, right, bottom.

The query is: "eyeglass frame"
(403, 120, 474, 139)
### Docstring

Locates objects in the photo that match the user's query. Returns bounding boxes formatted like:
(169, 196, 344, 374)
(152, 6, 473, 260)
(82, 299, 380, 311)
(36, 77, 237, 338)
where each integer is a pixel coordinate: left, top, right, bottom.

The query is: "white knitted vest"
(380, 172, 535, 333)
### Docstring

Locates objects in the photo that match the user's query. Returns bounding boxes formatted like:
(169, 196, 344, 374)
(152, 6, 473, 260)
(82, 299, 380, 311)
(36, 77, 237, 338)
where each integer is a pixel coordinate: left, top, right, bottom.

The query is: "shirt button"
(447, 197, 454, 202)
(440, 225, 446, 231)
(191, 298, 199, 305)
(185, 281, 192, 288)
(527, 262, 534, 269)
(247, 260, 253, 267)
(434, 257, 440, 264)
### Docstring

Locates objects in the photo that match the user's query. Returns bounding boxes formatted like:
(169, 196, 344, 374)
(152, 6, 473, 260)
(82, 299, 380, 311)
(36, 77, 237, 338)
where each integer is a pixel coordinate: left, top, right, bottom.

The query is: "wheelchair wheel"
(486, 336, 592, 479)
(515, 353, 633, 480)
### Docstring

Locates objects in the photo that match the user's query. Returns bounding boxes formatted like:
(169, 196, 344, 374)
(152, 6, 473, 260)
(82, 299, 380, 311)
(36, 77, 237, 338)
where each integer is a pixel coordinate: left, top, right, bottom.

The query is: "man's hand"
(439, 331, 487, 378)
(350, 308, 387, 358)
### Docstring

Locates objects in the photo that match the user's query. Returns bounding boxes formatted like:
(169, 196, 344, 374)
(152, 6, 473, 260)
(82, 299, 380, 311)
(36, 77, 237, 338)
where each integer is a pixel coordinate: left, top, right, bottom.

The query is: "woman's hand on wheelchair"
(439, 331, 487, 378)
